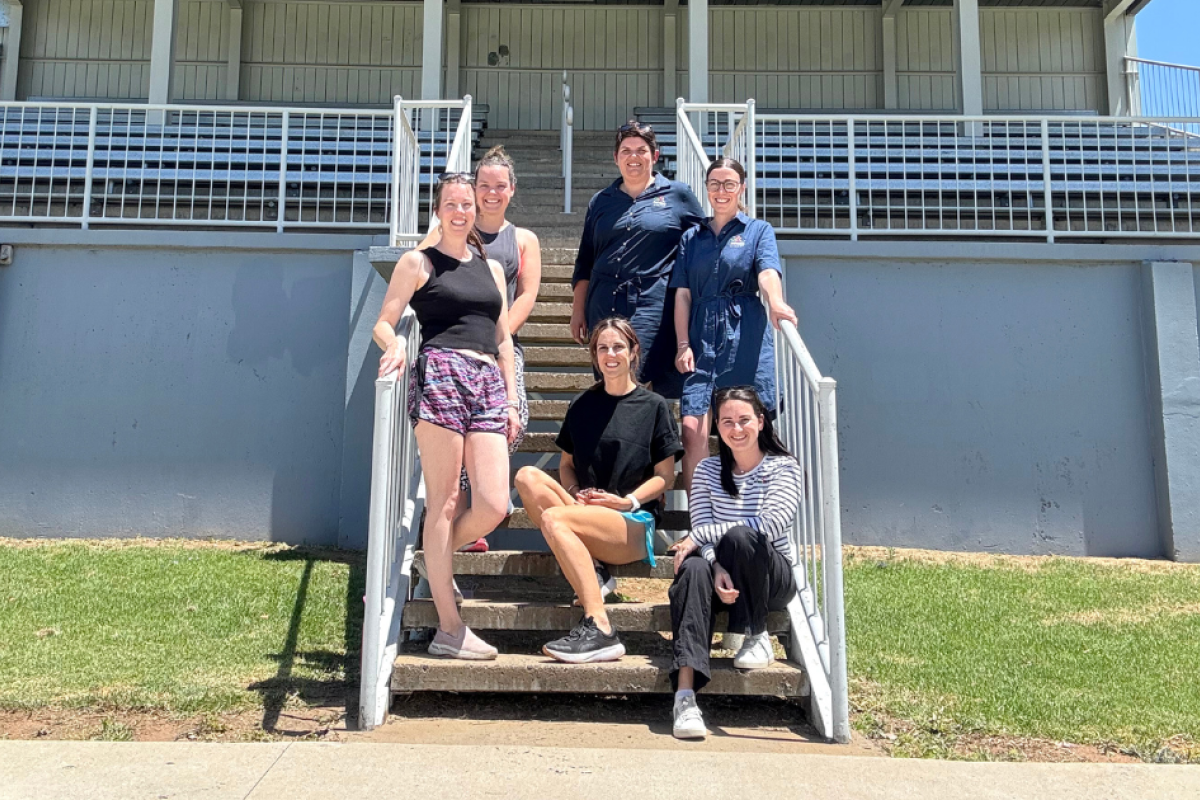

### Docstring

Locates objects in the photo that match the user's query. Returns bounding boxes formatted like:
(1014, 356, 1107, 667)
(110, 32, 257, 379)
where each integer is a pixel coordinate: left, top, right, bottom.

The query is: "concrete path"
(2, 743, 1200, 796)
(2, 742, 1199, 800)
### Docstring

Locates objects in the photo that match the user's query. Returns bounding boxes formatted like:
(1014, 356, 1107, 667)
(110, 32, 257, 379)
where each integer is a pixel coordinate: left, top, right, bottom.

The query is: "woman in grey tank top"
(422, 146, 543, 550)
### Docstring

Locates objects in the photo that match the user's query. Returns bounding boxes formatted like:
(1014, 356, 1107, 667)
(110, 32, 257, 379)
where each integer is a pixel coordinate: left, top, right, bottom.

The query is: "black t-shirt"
(555, 385, 683, 520)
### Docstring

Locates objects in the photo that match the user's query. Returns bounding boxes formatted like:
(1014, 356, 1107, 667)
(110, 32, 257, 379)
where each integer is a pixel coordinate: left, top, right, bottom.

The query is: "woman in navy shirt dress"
(671, 158, 798, 488)
(571, 121, 704, 398)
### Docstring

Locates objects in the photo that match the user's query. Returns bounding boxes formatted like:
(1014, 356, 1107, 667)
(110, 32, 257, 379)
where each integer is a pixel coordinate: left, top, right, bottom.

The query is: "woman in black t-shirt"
(515, 318, 681, 664)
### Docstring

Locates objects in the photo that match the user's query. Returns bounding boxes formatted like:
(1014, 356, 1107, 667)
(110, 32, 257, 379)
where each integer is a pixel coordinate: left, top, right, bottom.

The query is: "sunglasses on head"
(438, 171, 475, 183)
(618, 122, 653, 135)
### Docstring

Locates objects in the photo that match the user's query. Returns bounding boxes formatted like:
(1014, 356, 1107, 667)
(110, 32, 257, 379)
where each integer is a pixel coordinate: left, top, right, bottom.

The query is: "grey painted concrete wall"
(0, 239, 365, 545)
(783, 254, 1161, 559)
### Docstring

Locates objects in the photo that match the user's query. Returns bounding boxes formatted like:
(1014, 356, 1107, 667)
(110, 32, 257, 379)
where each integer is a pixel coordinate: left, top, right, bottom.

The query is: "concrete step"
(391, 653, 808, 696)
(523, 371, 593, 392)
(522, 346, 590, 368)
(527, 400, 679, 421)
(498, 507, 691, 532)
(443, 549, 672, 578)
(517, 176, 611, 191)
(539, 265, 573, 281)
(507, 212, 587, 230)
(402, 599, 790, 633)
(517, 430, 717, 454)
(519, 323, 573, 342)
(540, 247, 579, 265)
(534, 282, 573, 300)
(528, 303, 573, 323)
(517, 466, 687, 493)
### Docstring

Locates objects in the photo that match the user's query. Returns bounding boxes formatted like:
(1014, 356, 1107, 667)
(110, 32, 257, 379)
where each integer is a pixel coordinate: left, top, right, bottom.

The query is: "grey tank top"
(477, 224, 520, 308)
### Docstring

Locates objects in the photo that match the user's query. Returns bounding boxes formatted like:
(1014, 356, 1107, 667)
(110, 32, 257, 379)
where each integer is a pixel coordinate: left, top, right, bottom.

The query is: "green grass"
(844, 550, 1200, 759)
(0, 541, 363, 714)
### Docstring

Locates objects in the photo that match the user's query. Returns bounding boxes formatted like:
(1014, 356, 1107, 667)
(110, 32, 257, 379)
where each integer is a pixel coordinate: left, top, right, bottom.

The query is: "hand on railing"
(378, 336, 408, 379)
(768, 300, 798, 331)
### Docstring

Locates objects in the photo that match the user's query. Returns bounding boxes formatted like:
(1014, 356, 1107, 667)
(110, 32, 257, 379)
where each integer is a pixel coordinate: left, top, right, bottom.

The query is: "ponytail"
(467, 227, 488, 260)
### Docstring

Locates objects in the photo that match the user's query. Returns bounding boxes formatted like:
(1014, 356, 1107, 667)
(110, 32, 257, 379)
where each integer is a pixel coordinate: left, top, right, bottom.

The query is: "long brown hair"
(706, 157, 748, 214)
(712, 386, 791, 497)
(588, 317, 642, 390)
(433, 173, 487, 257)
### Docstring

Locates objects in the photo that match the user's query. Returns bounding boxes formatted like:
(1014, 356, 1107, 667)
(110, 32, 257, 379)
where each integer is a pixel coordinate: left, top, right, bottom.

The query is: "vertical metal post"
(746, 99, 756, 218)
(847, 116, 858, 241)
(390, 97, 403, 246)
(277, 110, 289, 233)
(1041, 119, 1055, 244)
(818, 377, 849, 744)
(564, 106, 573, 214)
(80, 106, 98, 229)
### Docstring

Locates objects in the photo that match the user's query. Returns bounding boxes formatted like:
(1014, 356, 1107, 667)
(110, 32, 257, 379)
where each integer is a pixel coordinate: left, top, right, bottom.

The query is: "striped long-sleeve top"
(689, 455, 802, 565)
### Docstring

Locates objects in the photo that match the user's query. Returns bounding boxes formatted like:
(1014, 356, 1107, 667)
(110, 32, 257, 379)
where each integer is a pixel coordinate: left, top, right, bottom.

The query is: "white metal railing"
(360, 310, 424, 730)
(1126, 57, 1200, 136)
(747, 114, 1200, 242)
(677, 100, 849, 742)
(389, 95, 473, 245)
(561, 72, 574, 214)
(774, 319, 848, 744)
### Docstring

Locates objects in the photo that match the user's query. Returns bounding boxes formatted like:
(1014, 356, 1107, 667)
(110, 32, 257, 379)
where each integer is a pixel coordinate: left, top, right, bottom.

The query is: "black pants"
(668, 526, 797, 692)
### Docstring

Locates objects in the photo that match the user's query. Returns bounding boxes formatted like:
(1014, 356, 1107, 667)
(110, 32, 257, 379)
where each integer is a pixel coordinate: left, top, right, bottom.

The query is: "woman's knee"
(671, 555, 714, 591)
(539, 505, 572, 542)
(681, 416, 708, 445)
(514, 465, 546, 496)
(715, 526, 759, 563)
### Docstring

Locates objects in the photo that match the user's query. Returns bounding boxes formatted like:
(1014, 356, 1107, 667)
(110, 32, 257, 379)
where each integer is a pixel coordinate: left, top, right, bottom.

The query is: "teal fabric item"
(621, 509, 657, 567)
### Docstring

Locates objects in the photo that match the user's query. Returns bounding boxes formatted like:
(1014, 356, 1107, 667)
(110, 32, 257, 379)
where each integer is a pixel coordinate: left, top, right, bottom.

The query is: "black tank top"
(410, 247, 502, 355)
(477, 224, 520, 308)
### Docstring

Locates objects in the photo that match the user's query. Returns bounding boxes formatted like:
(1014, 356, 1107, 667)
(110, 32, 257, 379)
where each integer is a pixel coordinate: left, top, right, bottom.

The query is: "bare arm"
(510, 227, 542, 335)
(559, 451, 580, 497)
(415, 218, 442, 251)
(673, 288, 693, 373)
(759, 270, 797, 330)
(490, 260, 521, 444)
(372, 250, 426, 377)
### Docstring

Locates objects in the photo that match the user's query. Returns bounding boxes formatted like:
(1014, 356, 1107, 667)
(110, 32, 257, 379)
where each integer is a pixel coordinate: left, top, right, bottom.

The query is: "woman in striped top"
(665, 386, 802, 740)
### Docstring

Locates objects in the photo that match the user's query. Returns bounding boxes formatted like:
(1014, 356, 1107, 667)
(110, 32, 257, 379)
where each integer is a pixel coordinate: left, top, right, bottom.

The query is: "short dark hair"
(614, 120, 659, 155)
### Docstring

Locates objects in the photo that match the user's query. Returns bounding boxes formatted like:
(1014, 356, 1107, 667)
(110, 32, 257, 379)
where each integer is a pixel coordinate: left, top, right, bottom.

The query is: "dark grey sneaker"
(542, 616, 626, 664)
(573, 563, 617, 607)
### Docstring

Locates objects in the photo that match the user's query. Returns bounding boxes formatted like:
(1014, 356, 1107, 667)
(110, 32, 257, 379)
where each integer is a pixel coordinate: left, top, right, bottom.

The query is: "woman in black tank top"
(373, 174, 520, 660)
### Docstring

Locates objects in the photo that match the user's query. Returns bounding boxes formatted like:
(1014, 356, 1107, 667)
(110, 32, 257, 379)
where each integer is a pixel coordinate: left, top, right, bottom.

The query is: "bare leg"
(681, 411, 711, 492)
(677, 666, 695, 691)
(539, 504, 646, 633)
(514, 466, 575, 529)
(414, 421, 467, 636)
(453, 430, 509, 549)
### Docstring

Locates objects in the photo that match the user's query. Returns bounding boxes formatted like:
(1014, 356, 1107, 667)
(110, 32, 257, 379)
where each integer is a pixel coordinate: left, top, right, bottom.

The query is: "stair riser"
(402, 600, 789, 633)
(499, 508, 690, 531)
(444, 549, 673, 578)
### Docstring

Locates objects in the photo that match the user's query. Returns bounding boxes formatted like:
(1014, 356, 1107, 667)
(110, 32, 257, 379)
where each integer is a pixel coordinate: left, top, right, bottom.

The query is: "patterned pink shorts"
(408, 347, 507, 436)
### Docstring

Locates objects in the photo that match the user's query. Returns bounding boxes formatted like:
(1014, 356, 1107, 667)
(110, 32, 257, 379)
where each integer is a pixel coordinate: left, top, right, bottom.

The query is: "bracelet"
(625, 493, 641, 512)
(506, 400, 520, 409)
(567, 484, 579, 495)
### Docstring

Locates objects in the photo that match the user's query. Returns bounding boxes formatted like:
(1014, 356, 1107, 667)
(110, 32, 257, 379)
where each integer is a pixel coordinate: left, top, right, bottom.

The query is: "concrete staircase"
(387, 129, 808, 708)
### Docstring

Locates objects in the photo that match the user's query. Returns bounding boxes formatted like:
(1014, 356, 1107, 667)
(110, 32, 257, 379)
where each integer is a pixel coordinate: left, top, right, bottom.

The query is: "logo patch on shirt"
(729, 234, 747, 248)
(653, 196, 667, 208)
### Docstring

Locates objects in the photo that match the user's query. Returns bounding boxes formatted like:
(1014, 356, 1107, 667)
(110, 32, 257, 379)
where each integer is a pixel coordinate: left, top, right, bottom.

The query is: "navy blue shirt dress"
(669, 212, 783, 416)
(573, 173, 704, 398)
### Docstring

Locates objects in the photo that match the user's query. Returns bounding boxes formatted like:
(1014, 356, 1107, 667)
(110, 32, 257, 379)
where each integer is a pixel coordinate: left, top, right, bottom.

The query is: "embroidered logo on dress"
(653, 196, 667, 208)
(729, 234, 746, 248)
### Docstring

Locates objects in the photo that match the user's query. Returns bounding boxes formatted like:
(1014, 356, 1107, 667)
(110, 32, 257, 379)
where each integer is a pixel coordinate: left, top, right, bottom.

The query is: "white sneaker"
(672, 694, 707, 740)
(733, 632, 775, 670)
(412, 553, 464, 603)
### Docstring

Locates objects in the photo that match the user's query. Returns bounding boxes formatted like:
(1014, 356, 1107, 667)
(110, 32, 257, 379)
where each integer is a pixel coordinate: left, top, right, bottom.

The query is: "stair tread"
(529, 399, 679, 420)
(522, 346, 591, 367)
(402, 598, 789, 633)
(391, 652, 808, 696)
(445, 549, 670, 577)
(523, 372, 595, 392)
(519, 323, 573, 343)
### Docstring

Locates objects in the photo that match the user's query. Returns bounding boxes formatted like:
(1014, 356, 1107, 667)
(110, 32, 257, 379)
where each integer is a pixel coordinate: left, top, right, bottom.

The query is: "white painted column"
(953, 0, 983, 117)
(225, 0, 242, 102)
(148, 0, 179, 106)
(882, 0, 904, 110)
(445, 0, 461, 99)
(421, 0, 444, 100)
(687, 0, 707, 103)
(1, 0, 23, 101)
(1104, 1, 1139, 115)
(664, 0, 678, 105)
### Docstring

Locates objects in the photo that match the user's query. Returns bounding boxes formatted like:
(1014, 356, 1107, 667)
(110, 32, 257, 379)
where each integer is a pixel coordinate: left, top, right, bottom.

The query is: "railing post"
(846, 116, 858, 241)
(277, 110, 289, 234)
(564, 105, 573, 214)
(390, 96, 403, 247)
(818, 377, 849, 743)
(1041, 118, 1055, 244)
(80, 106, 98, 230)
(746, 99, 757, 219)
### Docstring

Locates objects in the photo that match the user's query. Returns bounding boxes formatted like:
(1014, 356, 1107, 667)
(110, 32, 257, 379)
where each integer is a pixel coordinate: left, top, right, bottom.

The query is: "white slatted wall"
(981, 7, 1105, 112)
(241, 0, 421, 105)
(462, 4, 662, 130)
(174, 0, 230, 101)
(706, 7, 882, 109)
(896, 8, 957, 111)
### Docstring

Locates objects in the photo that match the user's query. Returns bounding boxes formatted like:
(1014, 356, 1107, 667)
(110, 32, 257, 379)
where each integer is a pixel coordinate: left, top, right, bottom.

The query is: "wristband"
(625, 494, 641, 512)
(677, 341, 690, 350)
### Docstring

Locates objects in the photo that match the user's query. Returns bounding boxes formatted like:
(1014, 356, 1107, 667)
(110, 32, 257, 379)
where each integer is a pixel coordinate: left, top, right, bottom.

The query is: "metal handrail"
(1124, 57, 1200, 137)
(359, 310, 424, 731)
(562, 72, 574, 214)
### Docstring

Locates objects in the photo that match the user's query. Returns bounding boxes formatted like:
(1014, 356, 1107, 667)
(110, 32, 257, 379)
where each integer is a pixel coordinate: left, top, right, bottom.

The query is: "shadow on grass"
(243, 547, 366, 735)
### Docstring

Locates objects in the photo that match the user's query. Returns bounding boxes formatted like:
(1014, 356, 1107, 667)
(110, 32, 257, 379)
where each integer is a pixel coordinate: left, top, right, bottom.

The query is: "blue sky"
(1137, 0, 1200, 65)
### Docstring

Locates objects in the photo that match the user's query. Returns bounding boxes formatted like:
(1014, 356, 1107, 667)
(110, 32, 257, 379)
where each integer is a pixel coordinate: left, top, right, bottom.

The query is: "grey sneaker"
(427, 626, 498, 660)
(733, 631, 775, 669)
(673, 694, 707, 740)
(572, 563, 617, 607)
(412, 552, 464, 603)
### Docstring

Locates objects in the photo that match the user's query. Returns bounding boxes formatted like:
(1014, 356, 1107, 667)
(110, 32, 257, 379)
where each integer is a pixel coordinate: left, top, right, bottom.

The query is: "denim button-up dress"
(669, 213, 782, 415)
(573, 174, 704, 398)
